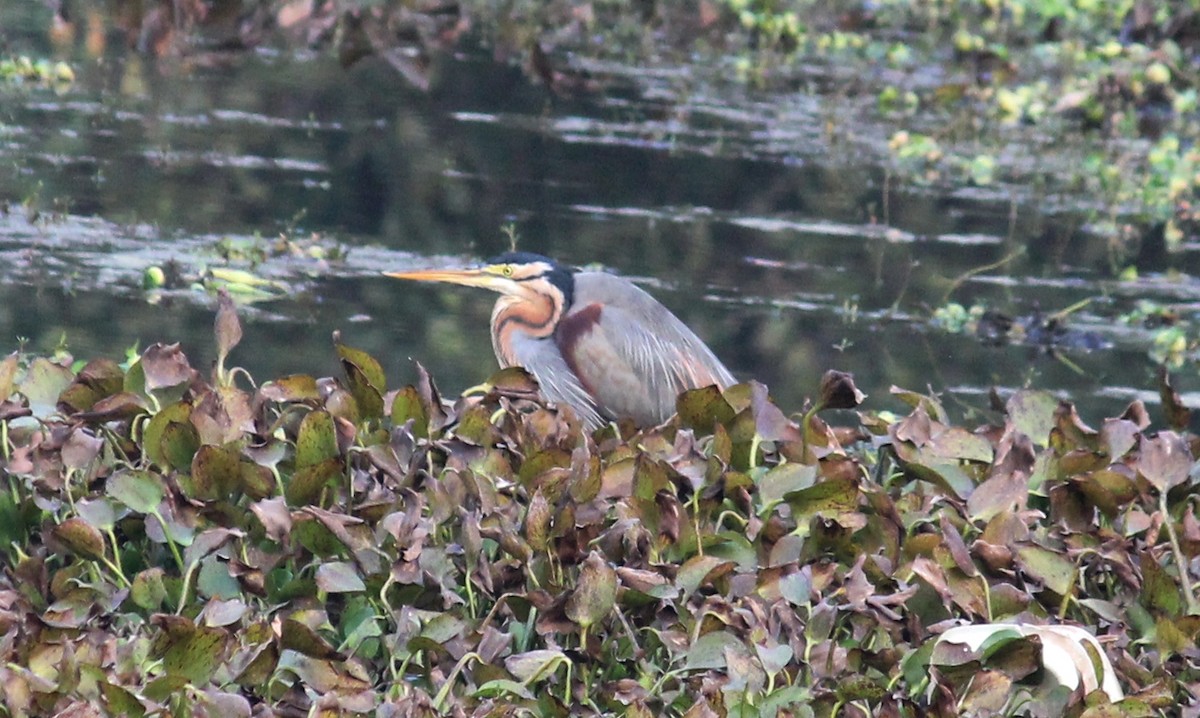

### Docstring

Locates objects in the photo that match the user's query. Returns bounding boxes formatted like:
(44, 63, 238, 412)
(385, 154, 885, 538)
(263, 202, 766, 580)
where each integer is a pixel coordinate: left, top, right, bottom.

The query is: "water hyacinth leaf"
(76, 498, 116, 532)
(57, 357, 124, 412)
(19, 357, 74, 417)
(43, 595, 94, 628)
(151, 615, 228, 685)
(1072, 469, 1138, 518)
(817, 369, 866, 410)
(784, 476, 859, 521)
(292, 515, 346, 557)
(757, 463, 817, 508)
(0, 352, 16, 400)
(684, 631, 740, 671)
(1006, 390, 1058, 447)
(336, 341, 386, 421)
(928, 426, 993, 464)
(259, 374, 321, 403)
(675, 555, 736, 598)
(677, 385, 736, 434)
(198, 556, 241, 599)
(524, 488, 552, 552)
(107, 470, 165, 514)
(214, 289, 243, 370)
(389, 385, 429, 439)
(1157, 366, 1192, 431)
(100, 681, 147, 718)
(755, 643, 793, 675)
(52, 517, 106, 560)
(958, 670, 1012, 713)
(160, 421, 201, 473)
(250, 497, 292, 543)
(316, 561, 366, 593)
(239, 461, 275, 501)
(140, 343, 195, 393)
(1136, 432, 1192, 493)
(1139, 552, 1183, 617)
(185, 528, 242, 568)
(565, 551, 617, 631)
(504, 649, 569, 683)
(132, 568, 169, 611)
(1015, 545, 1076, 596)
(190, 444, 243, 501)
(296, 410, 338, 468)
(142, 401, 193, 470)
(778, 571, 812, 606)
(61, 427, 103, 472)
(475, 679, 535, 700)
(280, 617, 344, 660)
(285, 457, 342, 507)
(835, 675, 887, 703)
(202, 598, 248, 627)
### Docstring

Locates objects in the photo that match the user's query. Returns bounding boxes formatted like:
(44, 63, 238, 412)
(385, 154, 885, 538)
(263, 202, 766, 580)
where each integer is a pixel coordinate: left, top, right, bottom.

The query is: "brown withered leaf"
(0, 352, 16, 401)
(214, 289, 243, 373)
(967, 431, 1034, 523)
(141, 343, 196, 392)
(57, 358, 124, 413)
(279, 616, 344, 660)
(818, 369, 867, 410)
(1157, 366, 1192, 431)
(1136, 431, 1192, 493)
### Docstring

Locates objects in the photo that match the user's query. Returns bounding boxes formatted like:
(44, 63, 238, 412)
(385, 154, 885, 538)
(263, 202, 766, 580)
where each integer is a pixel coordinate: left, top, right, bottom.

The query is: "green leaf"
(1015, 545, 1076, 596)
(296, 410, 338, 468)
(565, 551, 617, 631)
(53, 517, 106, 560)
(132, 568, 169, 611)
(315, 561, 366, 594)
(784, 476, 860, 521)
(190, 444, 243, 501)
(390, 385, 428, 439)
(160, 421, 201, 473)
(152, 615, 228, 685)
(19, 357, 74, 416)
(337, 342, 386, 421)
(259, 375, 321, 403)
(684, 631, 739, 671)
(1006, 390, 1058, 447)
(285, 457, 342, 507)
(197, 555, 242, 600)
(142, 401, 192, 470)
(504, 649, 569, 683)
(107, 470, 165, 514)
(677, 385, 736, 434)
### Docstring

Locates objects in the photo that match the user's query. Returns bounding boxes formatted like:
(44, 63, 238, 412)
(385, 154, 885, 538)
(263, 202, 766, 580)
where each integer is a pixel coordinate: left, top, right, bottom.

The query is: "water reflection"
(0, 9, 1196, 427)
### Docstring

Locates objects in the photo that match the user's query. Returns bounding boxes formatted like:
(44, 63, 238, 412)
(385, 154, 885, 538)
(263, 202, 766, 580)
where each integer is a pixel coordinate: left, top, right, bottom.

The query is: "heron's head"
(385, 252, 575, 307)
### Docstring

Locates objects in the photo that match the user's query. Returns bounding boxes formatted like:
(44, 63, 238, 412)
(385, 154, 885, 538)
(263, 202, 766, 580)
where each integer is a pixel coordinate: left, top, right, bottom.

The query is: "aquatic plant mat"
(0, 293, 1194, 717)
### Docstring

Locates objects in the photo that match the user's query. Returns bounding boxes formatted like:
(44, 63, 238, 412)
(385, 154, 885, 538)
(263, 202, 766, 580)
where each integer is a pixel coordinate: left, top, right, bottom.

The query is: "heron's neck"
(491, 292, 564, 366)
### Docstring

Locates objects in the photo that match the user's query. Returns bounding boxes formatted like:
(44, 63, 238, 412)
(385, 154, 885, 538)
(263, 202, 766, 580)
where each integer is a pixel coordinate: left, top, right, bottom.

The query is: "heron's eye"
(501, 265, 514, 277)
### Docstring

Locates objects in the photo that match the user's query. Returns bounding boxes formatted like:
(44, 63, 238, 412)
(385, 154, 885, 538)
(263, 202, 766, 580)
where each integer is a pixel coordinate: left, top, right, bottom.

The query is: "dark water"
(2, 7, 1198, 427)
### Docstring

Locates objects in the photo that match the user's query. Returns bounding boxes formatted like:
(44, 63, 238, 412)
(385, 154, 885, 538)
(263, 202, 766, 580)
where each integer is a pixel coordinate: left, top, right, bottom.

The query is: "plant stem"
(1161, 494, 1200, 614)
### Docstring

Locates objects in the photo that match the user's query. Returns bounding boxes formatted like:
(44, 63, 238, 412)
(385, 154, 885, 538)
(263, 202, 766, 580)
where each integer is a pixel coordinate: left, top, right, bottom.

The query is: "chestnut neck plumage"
(491, 280, 569, 367)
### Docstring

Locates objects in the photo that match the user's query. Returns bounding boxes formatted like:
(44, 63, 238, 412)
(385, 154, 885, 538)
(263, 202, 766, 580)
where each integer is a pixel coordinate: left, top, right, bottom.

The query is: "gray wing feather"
(567, 272, 734, 425)
(504, 332, 606, 429)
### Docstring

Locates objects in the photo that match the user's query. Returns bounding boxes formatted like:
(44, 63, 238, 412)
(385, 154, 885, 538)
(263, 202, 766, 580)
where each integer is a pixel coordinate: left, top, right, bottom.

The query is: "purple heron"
(386, 252, 735, 430)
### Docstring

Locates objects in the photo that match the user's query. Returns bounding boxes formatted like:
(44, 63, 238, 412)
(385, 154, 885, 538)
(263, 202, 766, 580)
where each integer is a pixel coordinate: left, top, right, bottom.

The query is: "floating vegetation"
(0, 55, 74, 86)
(0, 293, 1196, 715)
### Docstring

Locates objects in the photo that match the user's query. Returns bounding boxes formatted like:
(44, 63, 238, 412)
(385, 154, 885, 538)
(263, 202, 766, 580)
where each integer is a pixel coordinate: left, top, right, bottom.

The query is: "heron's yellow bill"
(384, 267, 514, 293)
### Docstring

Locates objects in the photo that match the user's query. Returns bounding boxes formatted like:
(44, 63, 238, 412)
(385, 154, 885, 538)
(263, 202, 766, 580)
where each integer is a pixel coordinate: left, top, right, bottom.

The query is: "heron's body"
(387, 253, 734, 430)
